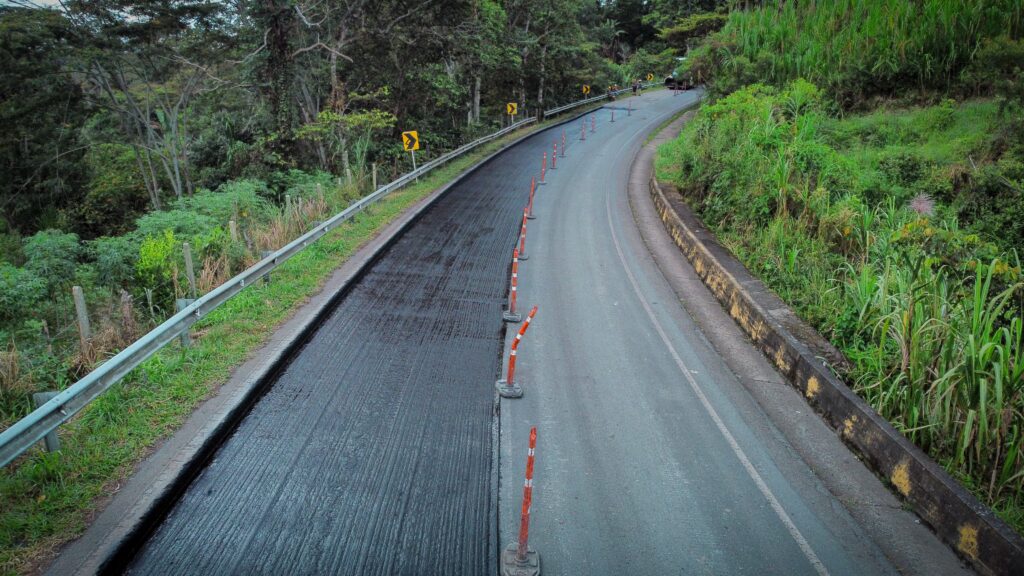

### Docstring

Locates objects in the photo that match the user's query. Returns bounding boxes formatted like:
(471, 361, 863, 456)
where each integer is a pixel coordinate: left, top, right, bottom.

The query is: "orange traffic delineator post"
(526, 177, 537, 220)
(496, 306, 538, 398)
(539, 152, 547, 184)
(503, 249, 523, 323)
(517, 207, 529, 260)
(580, 122, 586, 141)
(561, 130, 566, 157)
(591, 116, 596, 133)
(500, 426, 540, 575)
(551, 143, 557, 170)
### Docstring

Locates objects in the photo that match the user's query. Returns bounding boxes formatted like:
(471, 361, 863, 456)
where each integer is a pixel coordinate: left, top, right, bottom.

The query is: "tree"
(0, 7, 88, 231)
(66, 0, 231, 207)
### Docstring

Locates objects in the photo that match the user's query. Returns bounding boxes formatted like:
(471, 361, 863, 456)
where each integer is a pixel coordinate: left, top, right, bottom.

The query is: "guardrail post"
(175, 298, 195, 347)
(72, 285, 91, 351)
(31, 392, 60, 453)
(261, 250, 273, 285)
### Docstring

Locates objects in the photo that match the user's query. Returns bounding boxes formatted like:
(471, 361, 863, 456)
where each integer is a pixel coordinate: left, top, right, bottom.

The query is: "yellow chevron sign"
(507, 102, 518, 115)
(402, 130, 419, 151)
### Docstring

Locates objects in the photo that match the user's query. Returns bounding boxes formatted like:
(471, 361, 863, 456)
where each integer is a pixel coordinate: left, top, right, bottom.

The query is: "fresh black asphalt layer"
(126, 125, 568, 575)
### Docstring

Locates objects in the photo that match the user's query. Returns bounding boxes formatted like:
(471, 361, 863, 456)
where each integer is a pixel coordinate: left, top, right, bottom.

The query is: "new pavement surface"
(498, 89, 968, 575)
(126, 119, 566, 575)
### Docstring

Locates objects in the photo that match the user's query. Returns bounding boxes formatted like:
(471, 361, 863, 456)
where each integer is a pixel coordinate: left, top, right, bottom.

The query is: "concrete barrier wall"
(649, 174, 1024, 576)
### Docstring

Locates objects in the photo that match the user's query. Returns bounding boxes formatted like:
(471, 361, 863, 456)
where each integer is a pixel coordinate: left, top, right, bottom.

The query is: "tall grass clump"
(686, 0, 1023, 107)
(657, 79, 1024, 530)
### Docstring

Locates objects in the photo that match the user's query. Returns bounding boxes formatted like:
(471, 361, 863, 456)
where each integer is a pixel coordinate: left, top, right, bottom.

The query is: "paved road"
(123, 88, 968, 576)
(126, 117, 565, 575)
(498, 89, 968, 575)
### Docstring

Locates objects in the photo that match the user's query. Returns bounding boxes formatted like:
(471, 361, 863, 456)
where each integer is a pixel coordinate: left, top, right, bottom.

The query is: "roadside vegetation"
(658, 0, 1024, 531)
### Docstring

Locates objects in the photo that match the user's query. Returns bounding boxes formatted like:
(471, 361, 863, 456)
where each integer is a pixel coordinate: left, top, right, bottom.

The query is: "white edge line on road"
(604, 188, 830, 576)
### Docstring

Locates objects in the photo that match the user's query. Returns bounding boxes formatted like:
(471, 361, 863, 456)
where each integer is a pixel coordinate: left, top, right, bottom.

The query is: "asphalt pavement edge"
(45, 106, 605, 576)
(646, 117, 1024, 575)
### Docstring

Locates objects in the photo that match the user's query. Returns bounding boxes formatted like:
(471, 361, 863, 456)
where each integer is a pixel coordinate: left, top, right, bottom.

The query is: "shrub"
(182, 180, 275, 226)
(0, 264, 46, 321)
(90, 235, 139, 290)
(22, 230, 81, 294)
(136, 230, 180, 307)
(76, 143, 150, 237)
(133, 209, 217, 242)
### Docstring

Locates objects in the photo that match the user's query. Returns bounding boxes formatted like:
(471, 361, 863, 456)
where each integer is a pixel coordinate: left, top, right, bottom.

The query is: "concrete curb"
(648, 173, 1024, 575)
(46, 111, 593, 576)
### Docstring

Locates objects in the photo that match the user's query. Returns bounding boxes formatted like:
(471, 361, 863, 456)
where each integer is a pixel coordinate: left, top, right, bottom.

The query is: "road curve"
(120, 88, 969, 576)
(498, 89, 968, 575)
(125, 114, 569, 575)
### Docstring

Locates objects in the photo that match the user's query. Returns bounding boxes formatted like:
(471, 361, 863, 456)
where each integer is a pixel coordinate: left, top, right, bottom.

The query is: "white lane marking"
(604, 192, 830, 576)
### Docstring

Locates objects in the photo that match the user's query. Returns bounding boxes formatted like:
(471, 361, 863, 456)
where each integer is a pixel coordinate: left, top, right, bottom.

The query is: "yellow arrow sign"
(582, 85, 591, 95)
(402, 130, 419, 152)
(647, 73, 654, 81)
(506, 102, 518, 115)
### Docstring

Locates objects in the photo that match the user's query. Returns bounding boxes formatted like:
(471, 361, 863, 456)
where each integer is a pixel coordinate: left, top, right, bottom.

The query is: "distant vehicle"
(665, 74, 693, 91)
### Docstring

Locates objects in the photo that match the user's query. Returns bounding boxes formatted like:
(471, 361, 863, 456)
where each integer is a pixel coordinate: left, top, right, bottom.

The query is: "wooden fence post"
(72, 286, 91, 350)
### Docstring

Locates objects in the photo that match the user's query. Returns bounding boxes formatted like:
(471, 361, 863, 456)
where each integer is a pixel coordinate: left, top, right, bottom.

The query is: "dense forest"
(658, 0, 1024, 531)
(0, 1, 725, 572)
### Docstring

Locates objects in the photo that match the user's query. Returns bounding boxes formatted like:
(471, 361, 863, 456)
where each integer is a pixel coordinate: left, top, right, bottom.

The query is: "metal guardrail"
(0, 80, 662, 467)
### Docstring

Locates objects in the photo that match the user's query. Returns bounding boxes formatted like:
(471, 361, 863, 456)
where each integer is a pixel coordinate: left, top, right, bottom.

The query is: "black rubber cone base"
(527, 213, 537, 220)
(496, 379, 523, 398)
(503, 310, 523, 323)
(500, 543, 540, 576)
(518, 253, 529, 261)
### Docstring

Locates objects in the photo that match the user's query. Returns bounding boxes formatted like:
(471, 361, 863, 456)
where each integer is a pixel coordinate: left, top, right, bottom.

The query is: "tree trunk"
(472, 74, 481, 123)
(536, 43, 547, 109)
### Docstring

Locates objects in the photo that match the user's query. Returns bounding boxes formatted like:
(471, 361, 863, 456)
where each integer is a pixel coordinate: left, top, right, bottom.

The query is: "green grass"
(656, 80, 1024, 533)
(687, 0, 1023, 107)
(0, 119, 552, 576)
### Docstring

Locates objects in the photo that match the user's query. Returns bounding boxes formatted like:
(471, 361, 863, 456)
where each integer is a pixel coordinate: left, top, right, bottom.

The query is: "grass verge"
(656, 80, 1024, 533)
(0, 119, 553, 576)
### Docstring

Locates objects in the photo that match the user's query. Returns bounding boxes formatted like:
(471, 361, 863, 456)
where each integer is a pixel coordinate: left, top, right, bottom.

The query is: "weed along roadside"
(0, 106, 626, 575)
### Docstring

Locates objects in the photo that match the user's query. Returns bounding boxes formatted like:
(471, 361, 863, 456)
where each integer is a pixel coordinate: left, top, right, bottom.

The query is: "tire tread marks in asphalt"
(127, 137, 551, 575)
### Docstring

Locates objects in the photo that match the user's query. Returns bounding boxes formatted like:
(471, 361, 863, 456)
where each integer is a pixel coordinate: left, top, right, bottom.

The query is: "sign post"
(402, 130, 420, 181)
